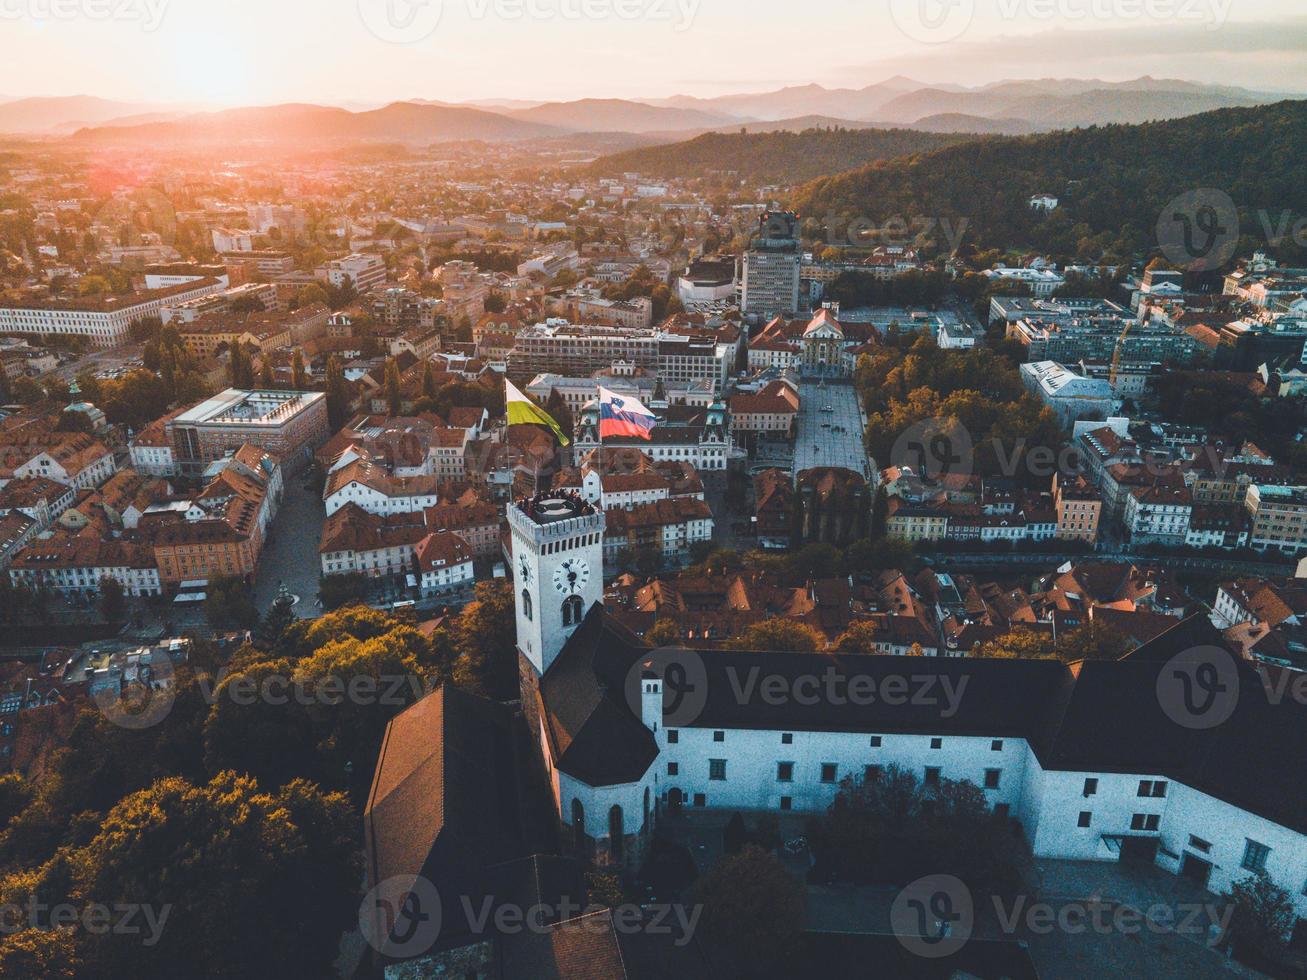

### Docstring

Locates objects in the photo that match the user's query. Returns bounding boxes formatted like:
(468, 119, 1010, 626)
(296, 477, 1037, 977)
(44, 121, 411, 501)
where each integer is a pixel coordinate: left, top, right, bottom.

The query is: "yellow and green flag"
(505, 378, 570, 446)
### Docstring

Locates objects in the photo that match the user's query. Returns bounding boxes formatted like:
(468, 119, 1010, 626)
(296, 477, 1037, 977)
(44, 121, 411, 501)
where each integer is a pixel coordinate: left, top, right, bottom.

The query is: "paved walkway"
(254, 479, 327, 619)
(793, 380, 870, 479)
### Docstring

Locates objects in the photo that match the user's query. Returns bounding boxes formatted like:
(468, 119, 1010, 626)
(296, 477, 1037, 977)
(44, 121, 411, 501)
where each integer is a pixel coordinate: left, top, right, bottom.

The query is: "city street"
(254, 478, 327, 618)
(793, 379, 871, 479)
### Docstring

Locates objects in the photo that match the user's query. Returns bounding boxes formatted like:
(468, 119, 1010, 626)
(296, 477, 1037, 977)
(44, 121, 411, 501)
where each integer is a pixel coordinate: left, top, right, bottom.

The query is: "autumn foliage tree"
(692, 845, 804, 972)
(725, 617, 827, 653)
(0, 772, 359, 980)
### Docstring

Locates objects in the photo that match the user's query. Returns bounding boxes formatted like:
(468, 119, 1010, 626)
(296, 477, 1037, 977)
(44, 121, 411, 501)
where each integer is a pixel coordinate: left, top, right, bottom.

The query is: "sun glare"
(166, 34, 256, 106)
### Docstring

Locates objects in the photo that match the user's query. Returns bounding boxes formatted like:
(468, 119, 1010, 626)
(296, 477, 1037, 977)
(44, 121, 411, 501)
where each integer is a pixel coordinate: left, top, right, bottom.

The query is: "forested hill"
(791, 100, 1307, 264)
(588, 127, 980, 184)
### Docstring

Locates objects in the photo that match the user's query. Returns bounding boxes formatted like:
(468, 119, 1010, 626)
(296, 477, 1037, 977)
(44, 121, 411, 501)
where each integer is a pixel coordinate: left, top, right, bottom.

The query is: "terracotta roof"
(325, 458, 440, 501)
(320, 504, 428, 555)
(0, 475, 70, 509)
(605, 497, 712, 533)
(415, 531, 473, 571)
(731, 380, 799, 416)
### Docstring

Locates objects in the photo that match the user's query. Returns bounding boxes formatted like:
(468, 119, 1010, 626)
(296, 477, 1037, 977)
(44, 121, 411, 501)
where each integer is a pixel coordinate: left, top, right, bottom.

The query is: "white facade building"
(506, 506, 1307, 934)
(320, 253, 387, 292)
(0, 279, 225, 348)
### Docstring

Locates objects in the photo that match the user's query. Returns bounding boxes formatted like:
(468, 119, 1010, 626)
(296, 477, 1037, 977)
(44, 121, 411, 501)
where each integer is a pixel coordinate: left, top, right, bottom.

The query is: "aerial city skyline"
(0, 2, 1304, 978)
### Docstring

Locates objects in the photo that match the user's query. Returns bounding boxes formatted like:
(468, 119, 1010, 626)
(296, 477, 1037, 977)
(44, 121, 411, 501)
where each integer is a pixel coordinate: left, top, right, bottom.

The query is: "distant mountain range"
(0, 76, 1297, 146)
(502, 98, 738, 134)
(637, 76, 1279, 130)
(65, 102, 564, 146)
(0, 95, 202, 135)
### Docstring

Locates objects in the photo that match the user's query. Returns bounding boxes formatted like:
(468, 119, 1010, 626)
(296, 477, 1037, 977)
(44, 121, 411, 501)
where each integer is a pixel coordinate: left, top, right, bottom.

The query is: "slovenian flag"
(598, 386, 657, 441)
(505, 378, 570, 446)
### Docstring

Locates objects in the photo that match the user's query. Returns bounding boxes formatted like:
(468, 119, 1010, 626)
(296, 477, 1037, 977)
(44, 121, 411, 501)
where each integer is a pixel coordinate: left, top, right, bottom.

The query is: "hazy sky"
(1, 0, 1305, 106)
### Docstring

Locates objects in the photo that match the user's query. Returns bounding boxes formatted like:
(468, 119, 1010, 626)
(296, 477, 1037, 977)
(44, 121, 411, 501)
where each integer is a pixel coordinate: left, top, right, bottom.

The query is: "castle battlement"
(507, 493, 606, 549)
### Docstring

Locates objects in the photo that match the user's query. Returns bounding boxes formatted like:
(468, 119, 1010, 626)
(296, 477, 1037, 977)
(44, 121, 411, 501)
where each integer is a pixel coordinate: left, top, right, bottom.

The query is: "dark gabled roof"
(540, 605, 660, 787)
(498, 904, 715, 980)
(497, 910, 628, 980)
(541, 608, 1307, 834)
(1048, 614, 1307, 835)
(677, 649, 1074, 750)
(363, 686, 527, 959)
(1118, 612, 1223, 664)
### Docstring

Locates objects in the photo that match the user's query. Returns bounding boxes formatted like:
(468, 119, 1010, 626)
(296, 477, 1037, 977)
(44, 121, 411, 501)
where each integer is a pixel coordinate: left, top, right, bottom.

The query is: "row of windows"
(680, 758, 1006, 791)
(670, 730, 1005, 753)
(1078, 777, 1168, 799)
(539, 532, 600, 555)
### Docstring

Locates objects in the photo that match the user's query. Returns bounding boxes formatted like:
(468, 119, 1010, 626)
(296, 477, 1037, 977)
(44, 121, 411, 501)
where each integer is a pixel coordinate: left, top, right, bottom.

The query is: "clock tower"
(507, 494, 606, 734)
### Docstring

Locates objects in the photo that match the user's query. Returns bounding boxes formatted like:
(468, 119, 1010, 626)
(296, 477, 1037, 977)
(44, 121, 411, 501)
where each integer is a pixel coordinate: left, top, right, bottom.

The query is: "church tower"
(506, 493, 606, 737)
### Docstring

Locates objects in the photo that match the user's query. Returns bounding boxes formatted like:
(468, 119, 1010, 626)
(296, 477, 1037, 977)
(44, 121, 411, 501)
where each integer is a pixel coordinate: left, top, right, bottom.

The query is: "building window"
(1083, 778, 1098, 797)
(984, 769, 1001, 790)
(864, 764, 882, 783)
(1137, 780, 1167, 798)
(820, 763, 837, 784)
(521, 589, 533, 621)
(1188, 835, 1212, 853)
(781, 733, 793, 744)
(924, 767, 941, 787)
(776, 762, 793, 782)
(779, 796, 792, 811)
(667, 762, 678, 776)
(693, 793, 705, 807)
(991, 740, 1003, 751)
(1242, 839, 1271, 872)
(1078, 811, 1092, 828)
(709, 759, 726, 781)
(930, 738, 943, 750)
(869, 736, 882, 748)
(562, 594, 583, 626)
(1130, 813, 1160, 832)
(713, 731, 724, 742)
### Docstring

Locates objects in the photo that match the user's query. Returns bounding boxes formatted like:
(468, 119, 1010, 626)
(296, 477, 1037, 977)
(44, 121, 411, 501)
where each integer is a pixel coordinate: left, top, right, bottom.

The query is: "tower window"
(521, 589, 533, 622)
(562, 595, 583, 626)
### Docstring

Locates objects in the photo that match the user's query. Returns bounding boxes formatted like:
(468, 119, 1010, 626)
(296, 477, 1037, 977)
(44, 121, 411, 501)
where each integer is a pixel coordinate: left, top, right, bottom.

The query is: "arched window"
(572, 798, 586, 854)
(562, 594, 583, 627)
(521, 589, 533, 622)
(608, 805, 624, 862)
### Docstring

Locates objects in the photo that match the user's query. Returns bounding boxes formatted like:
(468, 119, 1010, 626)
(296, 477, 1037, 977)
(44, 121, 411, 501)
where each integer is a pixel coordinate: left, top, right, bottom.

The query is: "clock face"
(518, 557, 533, 586)
(554, 558, 591, 595)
